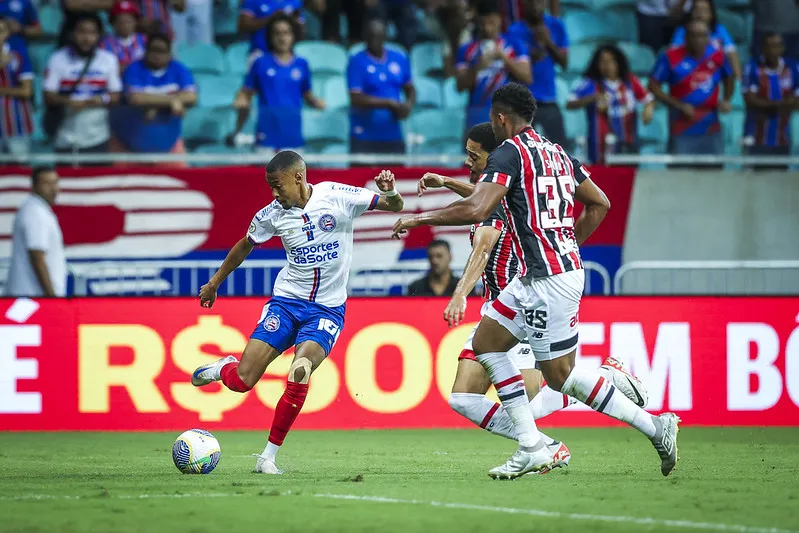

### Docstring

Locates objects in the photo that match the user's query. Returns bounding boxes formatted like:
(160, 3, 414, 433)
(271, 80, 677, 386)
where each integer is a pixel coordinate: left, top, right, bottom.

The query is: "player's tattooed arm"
(391, 182, 506, 238)
(573, 178, 610, 246)
(373, 170, 405, 212)
(199, 237, 254, 308)
(417, 172, 475, 198)
(444, 225, 501, 328)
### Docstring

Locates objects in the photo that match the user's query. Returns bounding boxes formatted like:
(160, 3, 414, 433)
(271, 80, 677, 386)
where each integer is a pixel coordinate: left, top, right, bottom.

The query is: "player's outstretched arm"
(444, 225, 501, 328)
(373, 170, 405, 212)
(417, 172, 475, 198)
(574, 178, 610, 246)
(199, 237, 254, 308)
(391, 181, 506, 238)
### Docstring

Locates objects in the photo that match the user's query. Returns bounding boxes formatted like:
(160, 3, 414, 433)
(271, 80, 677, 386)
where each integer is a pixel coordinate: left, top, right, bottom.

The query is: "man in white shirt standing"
(5, 168, 67, 297)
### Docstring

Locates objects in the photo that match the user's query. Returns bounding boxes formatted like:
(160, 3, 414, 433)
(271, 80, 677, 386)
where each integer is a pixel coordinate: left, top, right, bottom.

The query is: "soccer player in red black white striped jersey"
(418, 122, 650, 474)
(394, 83, 680, 480)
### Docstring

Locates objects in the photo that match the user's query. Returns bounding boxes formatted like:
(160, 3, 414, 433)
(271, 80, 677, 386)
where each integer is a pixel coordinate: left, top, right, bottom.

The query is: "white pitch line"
(313, 493, 797, 533)
(0, 491, 795, 533)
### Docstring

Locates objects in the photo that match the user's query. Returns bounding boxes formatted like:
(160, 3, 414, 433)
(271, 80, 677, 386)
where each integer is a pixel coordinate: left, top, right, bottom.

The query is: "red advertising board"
(0, 166, 634, 259)
(1, 296, 798, 430)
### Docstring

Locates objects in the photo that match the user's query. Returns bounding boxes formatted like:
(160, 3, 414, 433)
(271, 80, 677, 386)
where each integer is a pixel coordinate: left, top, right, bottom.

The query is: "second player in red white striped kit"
(416, 121, 650, 475)
(393, 83, 679, 479)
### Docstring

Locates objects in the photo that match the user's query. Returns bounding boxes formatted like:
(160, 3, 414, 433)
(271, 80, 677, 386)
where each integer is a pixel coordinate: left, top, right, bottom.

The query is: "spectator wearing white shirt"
(5, 168, 66, 298)
(44, 13, 122, 156)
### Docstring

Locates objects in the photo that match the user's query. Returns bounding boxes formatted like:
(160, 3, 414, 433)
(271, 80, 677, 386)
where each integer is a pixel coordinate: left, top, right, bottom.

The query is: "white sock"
(449, 393, 560, 445)
(561, 367, 657, 438)
(529, 385, 578, 419)
(262, 441, 280, 460)
(475, 351, 542, 448)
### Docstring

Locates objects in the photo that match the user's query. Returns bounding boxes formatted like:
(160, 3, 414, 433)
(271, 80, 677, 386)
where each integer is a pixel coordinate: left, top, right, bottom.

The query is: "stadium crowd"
(0, 0, 796, 163)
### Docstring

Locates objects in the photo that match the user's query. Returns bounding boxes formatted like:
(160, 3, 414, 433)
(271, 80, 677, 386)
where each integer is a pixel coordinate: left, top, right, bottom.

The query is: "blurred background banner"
(0, 166, 635, 295)
(2, 295, 798, 431)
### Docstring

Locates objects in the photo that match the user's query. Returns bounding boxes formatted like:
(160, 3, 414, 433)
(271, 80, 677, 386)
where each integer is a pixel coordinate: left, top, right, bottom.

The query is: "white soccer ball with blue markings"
(172, 429, 221, 474)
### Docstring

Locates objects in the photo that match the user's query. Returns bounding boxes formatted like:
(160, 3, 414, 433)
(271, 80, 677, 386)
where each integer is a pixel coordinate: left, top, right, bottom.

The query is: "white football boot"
(535, 441, 571, 475)
(252, 454, 283, 475)
(191, 355, 238, 386)
(488, 445, 555, 480)
(600, 357, 649, 408)
(650, 413, 680, 476)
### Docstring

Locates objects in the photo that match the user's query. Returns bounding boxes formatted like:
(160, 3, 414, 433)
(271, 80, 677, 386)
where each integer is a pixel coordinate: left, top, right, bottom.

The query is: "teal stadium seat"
(556, 77, 570, 109)
(607, 10, 639, 42)
(594, 0, 637, 10)
(182, 108, 235, 146)
(722, 110, 744, 156)
(179, 43, 226, 75)
(567, 43, 594, 74)
(732, 87, 745, 110)
(410, 42, 444, 79)
(442, 77, 467, 109)
(196, 74, 239, 107)
(225, 43, 250, 77)
(638, 107, 668, 147)
(213, 0, 238, 38)
(321, 75, 349, 110)
(560, 0, 591, 8)
(565, 109, 587, 142)
(33, 77, 42, 109)
(792, 118, 799, 155)
(717, 10, 748, 44)
(564, 11, 617, 44)
(618, 42, 656, 75)
(302, 109, 349, 150)
(30, 43, 55, 73)
(39, 5, 63, 37)
(408, 109, 462, 144)
(295, 41, 348, 76)
(414, 76, 443, 108)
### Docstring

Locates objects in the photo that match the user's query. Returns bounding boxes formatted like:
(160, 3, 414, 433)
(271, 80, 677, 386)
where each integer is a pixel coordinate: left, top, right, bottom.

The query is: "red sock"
(220, 362, 251, 392)
(268, 381, 309, 446)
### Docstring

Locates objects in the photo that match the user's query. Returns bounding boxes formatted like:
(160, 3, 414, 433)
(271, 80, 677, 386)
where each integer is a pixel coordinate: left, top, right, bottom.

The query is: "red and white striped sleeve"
(478, 142, 521, 189)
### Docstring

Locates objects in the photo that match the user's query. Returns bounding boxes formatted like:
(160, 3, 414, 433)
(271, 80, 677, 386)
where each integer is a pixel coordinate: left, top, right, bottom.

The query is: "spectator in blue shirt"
(238, 0, 303, 59)
(110, 32, 197, 165)
(671, 0, 741, 80)
(507, 0, 568, 147)
(348, 19, 415, 155)
(0, 0, 41, 48)
(456, 1, 530, 131)
(230, 13, 324, 154)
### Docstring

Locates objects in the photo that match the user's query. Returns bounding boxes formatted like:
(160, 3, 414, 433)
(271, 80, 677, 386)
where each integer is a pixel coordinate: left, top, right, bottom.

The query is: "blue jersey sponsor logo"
(288, 241, 340, 264)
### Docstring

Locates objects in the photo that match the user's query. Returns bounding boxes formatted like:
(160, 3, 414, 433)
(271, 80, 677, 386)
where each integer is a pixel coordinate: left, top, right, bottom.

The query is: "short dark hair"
(491, 82, 537, 123)
(763, 31, 782, 44)
(72, 12, 103, 33)
(31, 167, 55, 186)
(467, 122, 499, 153)
(476, 0, 500, 16)
(266, 150, 304, 173)
(146, 31, 171, 51)
(267, 13, 299, 51)
(427, 239, 451, 253)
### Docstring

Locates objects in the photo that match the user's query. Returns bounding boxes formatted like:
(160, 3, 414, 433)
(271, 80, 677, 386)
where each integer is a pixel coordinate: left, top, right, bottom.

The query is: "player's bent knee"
(289, 357, 313, 384)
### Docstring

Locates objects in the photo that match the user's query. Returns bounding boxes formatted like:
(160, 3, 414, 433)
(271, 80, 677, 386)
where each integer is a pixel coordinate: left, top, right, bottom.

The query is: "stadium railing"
(0, 153, 797, 167)
(614, 260, 799, 295)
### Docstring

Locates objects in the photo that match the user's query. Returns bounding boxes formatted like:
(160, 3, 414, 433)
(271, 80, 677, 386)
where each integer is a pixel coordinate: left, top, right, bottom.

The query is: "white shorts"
(459, 302, 537, 370)
(484, 270, 584, 361)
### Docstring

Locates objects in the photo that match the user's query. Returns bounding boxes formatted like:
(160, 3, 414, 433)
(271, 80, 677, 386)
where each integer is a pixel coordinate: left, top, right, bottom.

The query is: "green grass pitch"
(1, 428, 797, 533)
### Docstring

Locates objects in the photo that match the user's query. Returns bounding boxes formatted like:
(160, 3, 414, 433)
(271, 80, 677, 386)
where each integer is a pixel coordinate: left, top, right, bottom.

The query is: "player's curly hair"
(267, 12, 300, 52)
(467, 123, 499, 153)
(584, 44, 631, 83)
(491, 83, 537, 123)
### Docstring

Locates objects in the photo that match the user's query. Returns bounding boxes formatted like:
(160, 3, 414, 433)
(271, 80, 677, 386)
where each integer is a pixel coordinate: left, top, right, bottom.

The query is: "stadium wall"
(2, 296, 798, 430)
(624, 170, 799, 262)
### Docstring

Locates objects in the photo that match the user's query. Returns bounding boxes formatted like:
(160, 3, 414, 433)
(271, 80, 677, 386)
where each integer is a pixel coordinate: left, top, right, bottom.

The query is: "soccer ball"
(172, 429, 221, 474)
